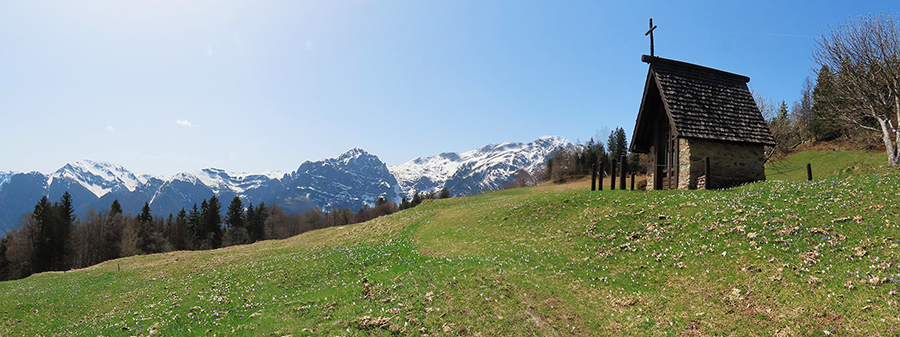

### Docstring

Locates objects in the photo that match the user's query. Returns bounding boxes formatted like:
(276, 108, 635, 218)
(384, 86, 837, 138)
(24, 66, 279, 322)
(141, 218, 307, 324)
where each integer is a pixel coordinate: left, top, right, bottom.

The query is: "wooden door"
(654, 119, 678, 190)
(662, 135, 677, 189)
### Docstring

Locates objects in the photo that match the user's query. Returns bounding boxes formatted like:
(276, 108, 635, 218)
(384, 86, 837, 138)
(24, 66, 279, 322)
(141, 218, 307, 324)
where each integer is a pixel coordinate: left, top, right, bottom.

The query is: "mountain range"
(0, 136, 573, 235)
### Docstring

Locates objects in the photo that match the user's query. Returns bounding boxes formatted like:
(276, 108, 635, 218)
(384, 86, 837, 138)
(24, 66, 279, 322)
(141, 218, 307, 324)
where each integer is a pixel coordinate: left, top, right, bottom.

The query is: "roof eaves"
(642, 55, 750, 83)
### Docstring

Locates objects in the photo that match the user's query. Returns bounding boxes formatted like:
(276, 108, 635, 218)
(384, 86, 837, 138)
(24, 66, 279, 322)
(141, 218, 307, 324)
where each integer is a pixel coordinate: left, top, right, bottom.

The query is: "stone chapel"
(629, 55, 776, 190)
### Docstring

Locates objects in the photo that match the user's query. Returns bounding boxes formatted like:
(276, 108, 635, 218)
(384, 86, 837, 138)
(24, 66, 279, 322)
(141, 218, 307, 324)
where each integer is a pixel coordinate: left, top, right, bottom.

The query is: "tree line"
(398, 188, 450, 210)
(0, 193, 404, 281)
(541, 127, 644, 184)
(761, 12, 900, 165)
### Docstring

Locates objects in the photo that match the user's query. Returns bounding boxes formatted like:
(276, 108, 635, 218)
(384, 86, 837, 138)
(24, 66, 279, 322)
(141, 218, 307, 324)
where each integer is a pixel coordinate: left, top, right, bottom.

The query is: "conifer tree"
(225, 197, 245, 230)
(138, 202, 153, 223)
(248, 202, 268, 240)
(223, 196, 249, 246)
(202, 196, 223, 248)
(439, 188, 450, 199)
(199, 199, 210, 246)
(245, 203, 258, 242)
(399, 197, 410, 210)
(32, 195, 70, 272)
(32, 196, 51, 272)
(778, 101, 789, 120)
(172, 209, 189, 251)
(56, 192, 74, 270)
(188, 204, 201, 248)
(810, 65, 842, 140)
(110, 199, 123, 216)
(615, 127, 629, 160)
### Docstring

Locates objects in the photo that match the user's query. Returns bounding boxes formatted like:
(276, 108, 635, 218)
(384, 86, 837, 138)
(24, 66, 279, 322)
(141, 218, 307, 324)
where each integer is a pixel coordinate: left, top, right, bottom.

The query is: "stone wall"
(645, 138, 766, 190)
(679, 138, 766, 189)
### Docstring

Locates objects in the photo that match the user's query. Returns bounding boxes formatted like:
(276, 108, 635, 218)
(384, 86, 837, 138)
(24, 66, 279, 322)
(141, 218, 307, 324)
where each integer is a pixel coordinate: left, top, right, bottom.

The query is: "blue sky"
(0, 1, 895, 176)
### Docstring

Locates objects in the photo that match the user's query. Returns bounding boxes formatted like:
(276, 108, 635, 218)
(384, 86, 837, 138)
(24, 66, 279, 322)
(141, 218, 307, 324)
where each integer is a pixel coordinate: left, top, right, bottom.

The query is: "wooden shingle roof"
(630, 55, 776, 152)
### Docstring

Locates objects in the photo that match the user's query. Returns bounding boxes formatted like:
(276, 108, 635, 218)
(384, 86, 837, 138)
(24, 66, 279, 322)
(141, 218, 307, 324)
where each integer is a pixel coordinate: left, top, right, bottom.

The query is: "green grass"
(766, 150, 888, 181)
(2, 151, 899, 336)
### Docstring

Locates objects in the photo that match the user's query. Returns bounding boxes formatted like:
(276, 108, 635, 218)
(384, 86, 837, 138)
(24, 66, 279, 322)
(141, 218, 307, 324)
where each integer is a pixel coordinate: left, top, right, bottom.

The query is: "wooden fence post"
(598, 162, 604, 191)
(619, 155, 627, 190)
(806, 163, 812, 181)
(611, 158, 617, 190)
(705, 157, 711, 190)
(591, 164, 596, 191)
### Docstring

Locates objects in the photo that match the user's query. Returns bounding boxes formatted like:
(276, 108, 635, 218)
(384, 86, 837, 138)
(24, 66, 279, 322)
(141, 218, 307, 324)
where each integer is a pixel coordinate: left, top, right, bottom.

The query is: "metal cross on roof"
(645, 18, 657, 56)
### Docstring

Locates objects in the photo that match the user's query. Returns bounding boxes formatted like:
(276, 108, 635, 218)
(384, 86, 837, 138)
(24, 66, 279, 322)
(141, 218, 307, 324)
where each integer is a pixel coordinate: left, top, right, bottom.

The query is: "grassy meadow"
(1, 150, 899, 336)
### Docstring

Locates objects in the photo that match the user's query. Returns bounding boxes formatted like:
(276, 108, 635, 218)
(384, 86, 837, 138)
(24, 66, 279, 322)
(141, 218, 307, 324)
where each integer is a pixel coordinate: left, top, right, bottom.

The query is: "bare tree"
(814, 12, 900, 165)
(4, 216, 36, 279)
(753, 92, 796, 160)
(74, 209, 104, 268)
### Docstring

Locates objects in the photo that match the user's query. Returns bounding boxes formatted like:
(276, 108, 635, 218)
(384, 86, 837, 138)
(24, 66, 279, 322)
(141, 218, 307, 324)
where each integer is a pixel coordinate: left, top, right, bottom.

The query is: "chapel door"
(654, 120, 678, 190)
(662, 134, 677, 189)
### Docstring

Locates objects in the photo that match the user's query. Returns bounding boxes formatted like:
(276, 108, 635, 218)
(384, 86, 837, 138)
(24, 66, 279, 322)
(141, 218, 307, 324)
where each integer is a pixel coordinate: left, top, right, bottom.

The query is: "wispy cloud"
(107, 126, 115, 131)
(176, 119, 193, 127)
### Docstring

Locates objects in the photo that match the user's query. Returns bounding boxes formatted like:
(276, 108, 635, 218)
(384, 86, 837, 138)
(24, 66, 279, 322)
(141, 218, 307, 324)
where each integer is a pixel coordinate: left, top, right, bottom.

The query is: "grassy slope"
(1, 151, 899, 336)
(766, 150, 887, 181)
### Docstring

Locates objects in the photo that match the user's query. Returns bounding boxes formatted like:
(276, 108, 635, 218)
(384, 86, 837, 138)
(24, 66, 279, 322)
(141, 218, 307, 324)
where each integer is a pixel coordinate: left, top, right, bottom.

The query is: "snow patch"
(0, 171, 16, 191)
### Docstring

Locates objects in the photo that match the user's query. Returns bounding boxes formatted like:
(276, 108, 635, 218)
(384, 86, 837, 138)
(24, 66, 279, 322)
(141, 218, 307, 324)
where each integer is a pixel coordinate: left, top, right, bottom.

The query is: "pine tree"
(225, 197, 245, 230)
(199, 199, 210, 248)
(811, 65, 842, 140)
(110, 199, 123, 216)
(778, 101, 789, 120)
(32, 196, 60, 272)
(133, 201, 154, 254)
(56, 192, 74, 270)
(615, 127, 628, 160)
(223, 196, 249, 246)
(188, 204, 201, 248)
(399, 197, 410, 210)
(607, 130, 618, 163)
(138, 202, 153, 223)
(199, 196, 223, 249)
(244, 203, 258, 242)
(172, 209, 189, 251)
(439, 188, 450, 199)
(411, 192, 423, 207)
(251, 202, 268, 240)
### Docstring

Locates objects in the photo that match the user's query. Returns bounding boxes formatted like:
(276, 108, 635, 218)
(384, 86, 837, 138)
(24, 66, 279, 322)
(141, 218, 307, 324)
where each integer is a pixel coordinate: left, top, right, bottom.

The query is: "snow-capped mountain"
(0, 164, 290, 236)
(48, 160, 147, 198)
(0, 171, 13, 190)
(0, 136, 572, 235)
(151, 168, 287, 202)
(284, 148, 400, 212)
(389, 136, 573, 197)
(0, 149, 401, 235)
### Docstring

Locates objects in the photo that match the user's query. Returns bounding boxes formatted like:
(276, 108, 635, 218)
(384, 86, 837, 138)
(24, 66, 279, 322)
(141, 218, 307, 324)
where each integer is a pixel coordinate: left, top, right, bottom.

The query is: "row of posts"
(589, 157, 814, 192)
(591, 155, 636, 191)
